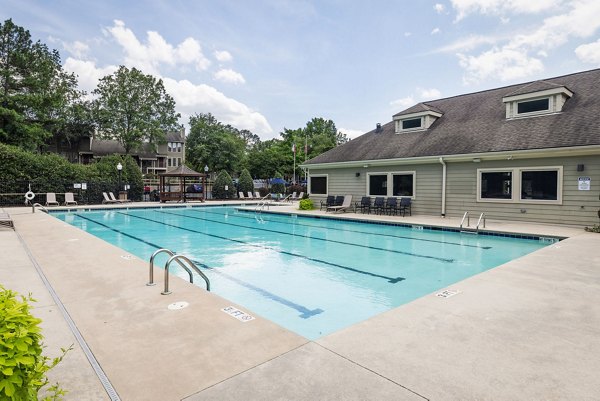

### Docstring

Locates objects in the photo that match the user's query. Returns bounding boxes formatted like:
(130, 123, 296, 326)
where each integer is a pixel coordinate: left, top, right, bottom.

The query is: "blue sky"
(2, 0, 600, 140)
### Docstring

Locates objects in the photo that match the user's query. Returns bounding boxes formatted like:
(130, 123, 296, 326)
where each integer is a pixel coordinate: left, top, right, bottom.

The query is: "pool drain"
(168, 301, 189, 310)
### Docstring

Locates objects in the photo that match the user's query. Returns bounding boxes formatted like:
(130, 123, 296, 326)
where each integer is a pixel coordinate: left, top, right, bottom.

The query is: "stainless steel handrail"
(476, 212, 486, 231)
(460, 211, 469, 229)
(162, 254, 210, 295)
(31, 203, 48, 213)
(147, 248, 191, 286)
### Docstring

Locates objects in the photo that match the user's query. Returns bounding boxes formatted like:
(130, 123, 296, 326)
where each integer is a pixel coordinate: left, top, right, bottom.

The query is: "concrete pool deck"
(2, 201, 599, 400)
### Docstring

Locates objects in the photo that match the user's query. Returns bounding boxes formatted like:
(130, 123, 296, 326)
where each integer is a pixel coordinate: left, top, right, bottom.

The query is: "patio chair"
(398, 197, 412, 217)
(247, 191, 254, 199)
(255, 191, 261, 199)
(64, 192, 78, 206)
(45, 193, 59, 206)
(238, 191, 245, 199)
(295, 192, 304, 201)
(0, 209, 14, 229)
(109, 192, 129, 203)
(326, 195, 353, 213)
(333, 195, 344, 206)
(355, 196, 371, 214)
(385, 197, 398, 215)
(102, 192, 118, 204)
(373, 197, 385, 215)
(287, 192, 297, 202)
(320, 195, 335, 210)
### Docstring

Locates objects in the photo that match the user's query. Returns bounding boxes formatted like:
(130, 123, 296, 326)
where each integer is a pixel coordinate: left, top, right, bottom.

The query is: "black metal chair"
(320, 195, 335, 210)
(333, 195, 344, 206)
(373, 197, 385, 215)
(398, 197, 412, 217)
(385, 197, 398, 215)
(355, 196, 371, 214)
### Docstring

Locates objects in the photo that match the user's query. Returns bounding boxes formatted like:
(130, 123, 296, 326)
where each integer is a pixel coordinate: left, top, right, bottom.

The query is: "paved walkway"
(2, 202, 599, 400)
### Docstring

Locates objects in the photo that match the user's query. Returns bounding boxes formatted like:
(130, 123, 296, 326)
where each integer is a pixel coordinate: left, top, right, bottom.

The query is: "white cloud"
(431, 28, 441, 35)
(214, 68, 246, 84)
(338, 127, 364, 140)
(105, 19, 210, 75)
(458, 47, 544, 84)
(214, 50, 233, 62)
(162, 78, 271, 135)
(390, 96, 415, 109)
(453, 1, 600, 83)
(62, 40, 90, 58)
(418, 88, 442, 99)
(451, 0, 561, 21)
(63, 57, 118, 96)
(575, 38, 600, 64)
(435, 34, 501, 53)
(434, 3, 445, 13)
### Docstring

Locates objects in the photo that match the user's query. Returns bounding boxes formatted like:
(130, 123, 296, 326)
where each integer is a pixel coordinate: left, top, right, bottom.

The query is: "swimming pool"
(54, 206, 550, 339)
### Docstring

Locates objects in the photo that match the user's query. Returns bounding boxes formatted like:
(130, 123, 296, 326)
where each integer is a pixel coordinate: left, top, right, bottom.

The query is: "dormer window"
(503, 82, 572, 119)
(517, 98, 549, 115)
(401, 118, 422, 130)
(393, 103, 443, 134)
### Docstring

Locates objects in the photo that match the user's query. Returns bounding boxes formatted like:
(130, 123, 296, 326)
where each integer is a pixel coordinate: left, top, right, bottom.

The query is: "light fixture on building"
(577, 164, 585, 172)
(355, 172, 360, 177)
(363, 164, 369, 168)
(472, 158, 481, 163)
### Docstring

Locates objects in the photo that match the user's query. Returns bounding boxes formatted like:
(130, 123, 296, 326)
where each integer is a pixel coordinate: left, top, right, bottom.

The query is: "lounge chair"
(109, 192, 129, 203)
(255, 191, 261, 199)
(64, 192, 78, 206)
(45, 193, 59, 206)
(326, 195, 353, 213)
(320, 195, 335, 210)
(247, 191, 254, 199)
(373, 197, 385, 215)
(297, 191, 304, 200)
(287, 192, 297, 202)
(102, 192, 118, 204)
(385, 197, 398, 215)
(355, 196, 371, 214)
(239, 191, 245, 199)
(0, 209, 14, 229)
(398, 197, 412, 217)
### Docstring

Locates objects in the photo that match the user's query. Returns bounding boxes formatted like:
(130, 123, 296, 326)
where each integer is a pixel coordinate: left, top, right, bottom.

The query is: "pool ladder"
(460, 212, 486, 234)
(147, 249, 210, 295)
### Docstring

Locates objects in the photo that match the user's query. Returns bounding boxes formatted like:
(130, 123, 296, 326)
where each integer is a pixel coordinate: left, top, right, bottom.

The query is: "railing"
(254, 194, 272, 215)
(460, 211, 469, 230)
(31, 203, 48, 214)
(460, 211, 486, 233)
(147, 249, 210, 294)
(476, 212, 486, 230)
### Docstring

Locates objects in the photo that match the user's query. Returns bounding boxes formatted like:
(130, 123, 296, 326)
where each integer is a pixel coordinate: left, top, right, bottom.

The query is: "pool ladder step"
(460, 211, 486, 234)
(147, 248, 210, 295)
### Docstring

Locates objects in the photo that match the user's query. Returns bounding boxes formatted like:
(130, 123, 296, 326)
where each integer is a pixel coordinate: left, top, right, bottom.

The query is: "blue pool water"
(54, 206, 549, 339)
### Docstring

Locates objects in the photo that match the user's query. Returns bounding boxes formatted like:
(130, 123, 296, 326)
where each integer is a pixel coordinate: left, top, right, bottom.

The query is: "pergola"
(158, 165, 206, 202)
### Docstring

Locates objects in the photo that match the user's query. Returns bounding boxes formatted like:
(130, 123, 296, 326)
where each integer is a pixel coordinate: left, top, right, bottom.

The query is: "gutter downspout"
(439, 157, 446, 217)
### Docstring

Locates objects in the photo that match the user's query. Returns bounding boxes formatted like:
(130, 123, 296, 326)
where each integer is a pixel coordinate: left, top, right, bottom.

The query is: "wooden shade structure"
(158, 165, 206, 202)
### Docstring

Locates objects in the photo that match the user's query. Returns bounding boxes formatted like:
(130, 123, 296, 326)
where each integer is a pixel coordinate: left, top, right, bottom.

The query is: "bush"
(585, 224, 600, 233)
(299, 198, 314, 210)
(213, 170, 236, 199)
(287, 184, 305, 195)
(238, 169, 254, 195)
(271, 171, 285, 195)
(0, 286, 70, 400)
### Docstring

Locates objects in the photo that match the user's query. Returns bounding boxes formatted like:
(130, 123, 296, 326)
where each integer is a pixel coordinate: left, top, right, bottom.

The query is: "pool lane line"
(156, 208, 455, 264)
(198, 208, 492, 250)
(73, 214, 323, 318)
(118, 211, 407, 283)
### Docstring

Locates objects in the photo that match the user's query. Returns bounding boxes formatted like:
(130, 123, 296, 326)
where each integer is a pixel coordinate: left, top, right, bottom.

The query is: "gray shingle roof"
(89, 140, 160, 158)
(504, 80, 567, 97)
(306, 68, 600, 165)
(393, 102, 443, 117)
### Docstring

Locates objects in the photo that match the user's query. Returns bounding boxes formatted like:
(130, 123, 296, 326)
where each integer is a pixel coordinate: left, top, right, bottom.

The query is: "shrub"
(271, 171, 285, 195)
(213, 170, 236, 199)
(584, 224, 600, 233)
(238, 169, 254, 195)
(287, 184, 305, 196)
(0, 286, 70, 400)
(299, 198, 314, 210)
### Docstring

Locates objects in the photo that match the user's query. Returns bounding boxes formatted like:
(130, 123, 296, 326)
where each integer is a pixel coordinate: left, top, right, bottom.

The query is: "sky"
(2, 0, 600, 141)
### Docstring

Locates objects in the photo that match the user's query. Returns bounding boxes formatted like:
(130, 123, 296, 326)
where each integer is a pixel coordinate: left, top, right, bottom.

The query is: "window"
(521, 170, 558, 200)
(517, 98, 549, 114)
(369, 174, 387, 196)
(177, 142, 182, 153)
(480, 171, 512, 200)
(310, 176, 327, 195)
(392, 174, 414, 196)
(402, 118, 422, 130)
(478, 167, 562, 204)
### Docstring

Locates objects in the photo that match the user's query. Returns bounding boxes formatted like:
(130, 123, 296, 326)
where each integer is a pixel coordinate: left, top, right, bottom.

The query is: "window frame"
(308, 174, 328, 195)
(367, 171, 416, 198)
(477, 166, 563, 205)
(516, 97, 551, 116)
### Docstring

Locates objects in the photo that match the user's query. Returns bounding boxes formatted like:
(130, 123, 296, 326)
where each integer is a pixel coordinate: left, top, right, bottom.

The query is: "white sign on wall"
(578, 177, 591, 191)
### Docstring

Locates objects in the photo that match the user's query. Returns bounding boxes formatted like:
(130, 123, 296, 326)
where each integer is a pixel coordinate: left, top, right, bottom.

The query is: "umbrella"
(270, 178, 286, 185)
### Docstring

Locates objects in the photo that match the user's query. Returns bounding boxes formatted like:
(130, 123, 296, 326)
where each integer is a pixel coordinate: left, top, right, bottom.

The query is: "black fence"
(0, 180, 128, 207)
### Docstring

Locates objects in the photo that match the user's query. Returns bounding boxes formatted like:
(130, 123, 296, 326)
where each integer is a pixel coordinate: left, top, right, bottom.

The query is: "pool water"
(54, 206, 548, 339)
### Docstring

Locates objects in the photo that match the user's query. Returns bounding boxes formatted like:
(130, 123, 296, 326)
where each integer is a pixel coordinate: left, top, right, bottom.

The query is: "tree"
(92, 66, 180, 154)
(271, 171, 285, 194)
(186, 113, 246, 174)
(213, 170, 236, 199)
(0, 19, 87, 151)
(238, 168, 254, 194)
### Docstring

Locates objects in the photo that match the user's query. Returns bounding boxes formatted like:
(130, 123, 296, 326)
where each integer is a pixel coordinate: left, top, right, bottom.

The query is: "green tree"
(186, 113, 246, 174)
(238, 168, 254, 194)
(213, 170, 235, 199)
(92, 65, 180, 154)
(246, 139, 286, 179)
(0, 19, 87, 151)
(271, 171, 285, 194)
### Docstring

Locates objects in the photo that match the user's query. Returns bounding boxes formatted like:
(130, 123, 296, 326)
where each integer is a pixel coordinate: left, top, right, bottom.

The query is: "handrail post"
(162, 254, 210, 295)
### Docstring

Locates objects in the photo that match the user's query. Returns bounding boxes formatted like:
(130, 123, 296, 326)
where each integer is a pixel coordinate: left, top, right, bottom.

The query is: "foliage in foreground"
(584, 224, 600, 233)
(0, 286, 70, 400)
